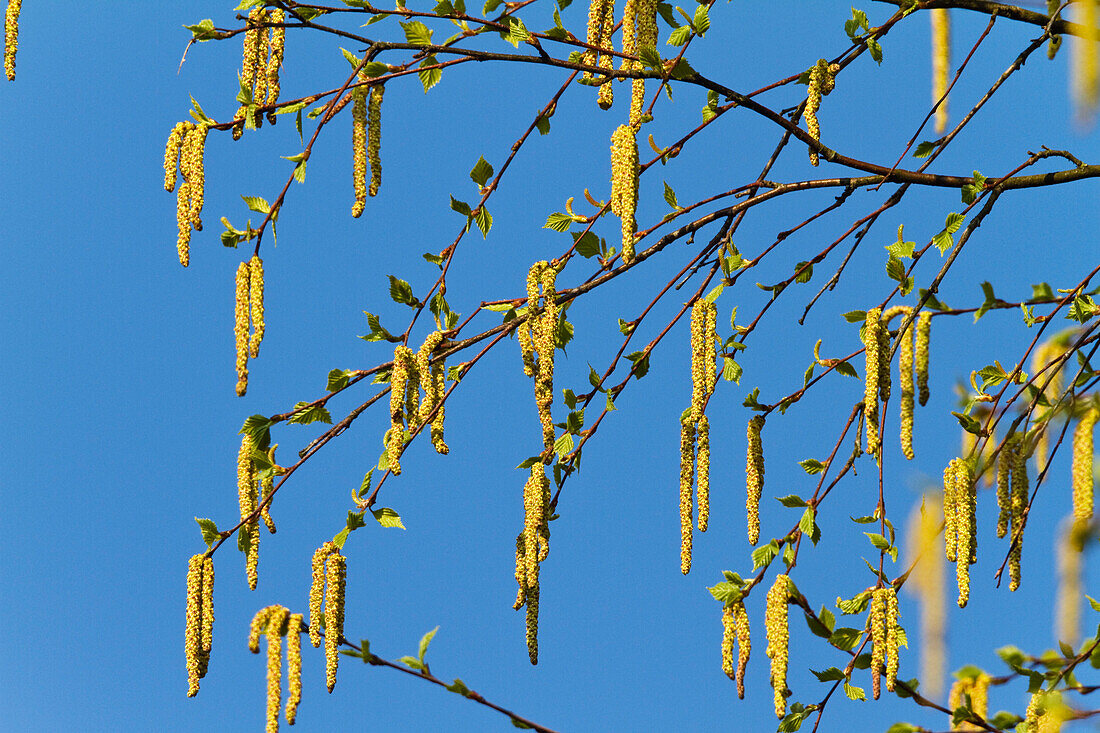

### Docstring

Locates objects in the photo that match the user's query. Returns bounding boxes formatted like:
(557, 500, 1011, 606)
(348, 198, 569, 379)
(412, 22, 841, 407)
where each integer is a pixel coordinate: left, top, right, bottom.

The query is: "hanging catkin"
(746, 415, 765, 545)
(765, 575, 790, 718)
(863, 308, 883, 456)
(4, 0, 21, 80)
(930, 9, 950, 134)
(1072, 404, 1097, 522)
(610, 125, 639, 263)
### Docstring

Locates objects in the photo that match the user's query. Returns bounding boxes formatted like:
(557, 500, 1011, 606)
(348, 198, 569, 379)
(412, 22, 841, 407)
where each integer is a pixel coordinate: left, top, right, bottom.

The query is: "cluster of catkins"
(351, 82, 384, 217)
(184, 554, 215, 696)
(309, 542, 347, 693)
(720, 601, 751, 698)
(234, 256, 266, 396)
(386, 330, 450, 475)
(862, 307, 931, 458)
(237, 432, 278, 590)
(249, 605, 304, 732)
(4, 0, 20, 80)
(994, 434, 1030, 592)
(804, 59, 839, 166)
(948, 672, 990, 731)
(582, 0, 616, 108)
(764, 574, 791, 718)
(679, 298, 716, 573)
(868, 586, 902, 699)
(943, 457, 976, 607)
(514, 261, 559, 664)
(233, 7, 286, 139)
(164, 122, 211, 267)
(609, 125, 640, 263)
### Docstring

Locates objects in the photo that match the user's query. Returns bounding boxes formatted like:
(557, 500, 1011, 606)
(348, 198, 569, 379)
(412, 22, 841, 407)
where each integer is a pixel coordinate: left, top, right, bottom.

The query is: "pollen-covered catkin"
(893, 309, 916, 459)
(351, 87, 367, 217)
(387, 345, 415, 475)
(238, 433, 259, 590)
(721, 604, 736, 682)
(943, 461, 958, 563)
(583, 0, 605, 79)
(308, 543, 333, 648)
(884, 589, 900, 692)
(1072, 404, 1097, 522)
(952, 459, 975, 607)
(1056, 518, 1086, 647)
(904, 494, 945, 699)
(869, 589, 886, 700)
(368, 85, 384, 197)
(170, 121, 198, 267)
(185, 554, 205, 696)
(200, 555, 214, 678)
(248, 256, 265, 359)
(249, 605, 273, 654)
(930, 9, 950, 134)
(533, 264, 559, 451)
(4, 0, 22, 81)
(697, 415, 710, 532)
(265, 606, 288, 733)
(285, 613, 303, 725)
(264, 10, 285, 125)
(235, 263, 251, 396)
(949, 673, 990, 731)
(609, 125, 639, 263)
(679, 415, 695, 575)
(1010, 438, 1030, 591)
(260, 473, 277, 534)
(747, 415, 765, 545)
(164, 123, 189, 193)
(1074, 0, 1099, 120)
(324, 551, 347, 692)
(804, 60, 835, 166)
(765, 575, 790, 719)
(863, 308, 883, 456)
(915, 311, 931, 406)
(733, 601, 750, 699)
(595, 0, 615, 109)
(183, 123, 209, 233)
(234, 9, 264, 139)
(996, 435, 1017, 539)
(417, 331, 448, 454)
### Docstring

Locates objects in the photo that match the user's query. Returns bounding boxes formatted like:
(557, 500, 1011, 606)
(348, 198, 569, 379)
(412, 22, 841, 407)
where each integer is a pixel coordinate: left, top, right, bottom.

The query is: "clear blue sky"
(2, 2, 1098, 731)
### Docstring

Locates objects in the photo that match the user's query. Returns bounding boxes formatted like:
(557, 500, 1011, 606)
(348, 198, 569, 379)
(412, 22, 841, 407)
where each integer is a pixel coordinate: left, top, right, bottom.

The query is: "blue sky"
(2, 2, 1099, 731)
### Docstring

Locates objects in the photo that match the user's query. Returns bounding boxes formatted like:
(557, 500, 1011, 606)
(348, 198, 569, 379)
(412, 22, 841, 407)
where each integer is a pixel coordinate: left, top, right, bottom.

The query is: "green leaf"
(626, 351, 650, 379)
(952, 411, 982, 435)
(722, 357, 742, 384)
(446, 678, 472, 696)
(195, 518, 220, 547)
(988, 712, 1022, 729)
(777, 494, 808, 508)
(184, 19, 218, 41)
(866, 36, 883, 64)
(544, 212, 574, 232)
(1032, 282, 1055, 300)
(811, 666, 846, 682)
(663, 181, 681, 210)
(885, 255, 906, 283)
(371, 507, 406, 529)
(830, 627, 863, 650)
(470, 156, 494, 187)
(692, 4, 709, 35)
(473, 206, 492, 237)
(388, 275, 418, 306)
(516, 456, 542, 469)
(884, 724, 918, 733)
(328, 368, 354, 391)
(1087, 595, 1100, 612)
(573, 232, 600, 258)
(961, 171, 987, 205)
(554, 432, 574, 457)
(835, 361, 858, 379)
(707, 581, 743, 605)
(865, 532, 891, 552)
(288, 402, 333, 425)
(751, 540, 780, 569)
(418, 56, 442, 93)
(400, 20, 433, 46)
(799, 458, 826, 475)
(844, 681, 867, 700)
(398, 655, 426, 671)
(842, 310, 866, 323)
(667, 25, 692, 46)
(800, 507, 817, 540)
(418, 625, 439, 662)
(638, 45, 663, 71)
(912, 141, 935, 158)
(240, 415, 273, 446)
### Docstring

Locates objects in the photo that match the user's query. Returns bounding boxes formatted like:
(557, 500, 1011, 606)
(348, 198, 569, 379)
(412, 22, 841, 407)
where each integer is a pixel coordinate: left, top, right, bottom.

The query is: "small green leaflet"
(400, 20, 433, 46)
(419, 56, 442, 93)
(470, 156, 494, 187)
(288, 402, 333, 425)
(371, 507, 405, 529)
(195, 518, 220, 547)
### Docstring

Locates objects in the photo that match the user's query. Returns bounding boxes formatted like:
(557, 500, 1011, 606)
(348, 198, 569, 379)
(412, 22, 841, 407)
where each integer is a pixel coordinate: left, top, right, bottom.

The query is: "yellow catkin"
(185, 554, 205, 696)
(949, 673, 990, 730)
(721, 604, 736, 682)
(765, 574, 790, 719)
(264, 10, 285, 125)
(884, 588, 900, 692)
(249, 255, 265, 359)
(520, 465, 548, 664)
(1033, 341, 1064, 474)
(387, 345, 415, 475)
(234, 9, 264, 139)
(368, 85, 384, 197)
(416, 331, 448, 454)
(904, 494, 945, 699)
(200, 555, 215, 679)
(631, 0, 657, 126)
(870, 588, 886, 699)
(534, 264, 558, 452)
(235, 263, 251, 396)
(164, 122, 189, 193)
(1056, 517, 1086, 647)
(747, 415, 765, 545)
(249, 605, 273, 654)
(915, 312, 931, 406)
(733, 601, 750, 699)
(952, 460, 974, 607)
(943, 462, 958, 563)
(512, 532, 527, 610)
(285, 613, 303, 725)
(525, 582, 541, 665)
(260, 473, 277, 534)
(4, 0, 22, 81)
(308, 543, 333, 648)
(582, 0, 605, 80)
(931, 9, 950, 134)
(996, 436, 1016, 539)
(1072, 405, 1097, 522)
(863, 308, 883, 456)
(1073, 0, 1099, 122)
(429, 361, 448, 454)
(595, 0, 615, 109)
(697, 415, 710, 533)
(173, 121, 197, 267)
(619, 0, 637, 73)
(265, 606, 288, 733)
(609, 125, 639, 263)
(324, 551, 347, 692)
(238, 433, 259, 590)
(679, 415, 695, 575)
(896, 309, 915, 459)
(351, 87, 367, 217)
(1010, 439, 1030, 591)
(804, 60, 836, 166)
(183, 124, 209, 233)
